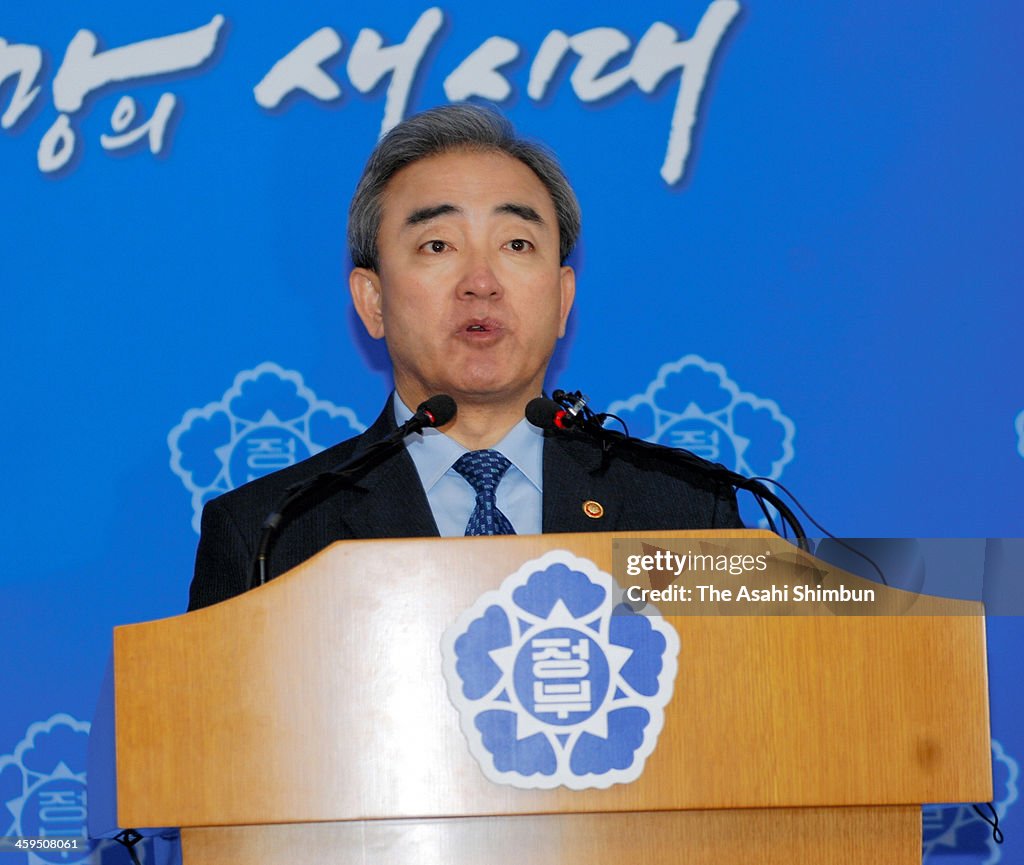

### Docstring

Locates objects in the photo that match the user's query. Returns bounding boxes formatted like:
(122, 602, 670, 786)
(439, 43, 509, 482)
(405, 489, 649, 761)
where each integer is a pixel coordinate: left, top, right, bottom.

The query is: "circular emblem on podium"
(441, 550, 680, 790)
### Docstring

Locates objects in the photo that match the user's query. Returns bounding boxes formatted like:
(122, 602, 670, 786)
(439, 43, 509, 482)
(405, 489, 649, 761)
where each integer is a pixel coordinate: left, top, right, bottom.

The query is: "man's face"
(350, 148, 575, 413)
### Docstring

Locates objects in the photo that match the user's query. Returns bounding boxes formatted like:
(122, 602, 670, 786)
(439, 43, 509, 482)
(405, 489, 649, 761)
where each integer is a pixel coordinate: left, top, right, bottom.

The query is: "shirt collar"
(394, 393, 544, 492)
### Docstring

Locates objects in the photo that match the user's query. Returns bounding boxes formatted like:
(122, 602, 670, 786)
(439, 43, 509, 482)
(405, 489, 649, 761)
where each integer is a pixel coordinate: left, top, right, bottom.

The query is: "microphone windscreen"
(417, 394, 457, 426)
(525, 397, 560, 430)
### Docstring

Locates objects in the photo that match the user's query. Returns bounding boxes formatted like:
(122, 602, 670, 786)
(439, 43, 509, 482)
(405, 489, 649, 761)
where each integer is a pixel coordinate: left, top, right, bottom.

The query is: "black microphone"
(250, 394, 457, 589)
(408, 393, 457, 431)
(526, 396, 581, 431)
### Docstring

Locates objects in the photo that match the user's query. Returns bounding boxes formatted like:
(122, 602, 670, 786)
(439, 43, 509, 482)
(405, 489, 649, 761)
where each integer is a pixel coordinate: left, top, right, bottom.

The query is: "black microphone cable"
(528, 392, 810, 551)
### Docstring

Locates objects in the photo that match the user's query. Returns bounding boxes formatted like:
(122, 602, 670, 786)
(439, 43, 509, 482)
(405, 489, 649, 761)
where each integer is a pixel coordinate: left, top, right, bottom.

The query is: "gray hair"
(348, 105, 581, 270)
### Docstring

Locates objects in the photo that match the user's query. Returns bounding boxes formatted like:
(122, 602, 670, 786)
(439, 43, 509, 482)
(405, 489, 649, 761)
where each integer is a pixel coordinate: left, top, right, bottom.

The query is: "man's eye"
(423, 240, 449, 253)
(506, 239, 533, 252)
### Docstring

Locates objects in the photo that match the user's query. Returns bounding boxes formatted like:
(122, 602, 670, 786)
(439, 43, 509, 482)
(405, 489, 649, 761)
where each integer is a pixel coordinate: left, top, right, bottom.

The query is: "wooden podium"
(112, 530, 991, 864)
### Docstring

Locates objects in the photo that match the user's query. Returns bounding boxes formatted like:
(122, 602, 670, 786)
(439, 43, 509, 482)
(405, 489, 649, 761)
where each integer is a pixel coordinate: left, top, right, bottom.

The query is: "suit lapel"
(542, 433, 623, 533)
(334, 397, 440, 540)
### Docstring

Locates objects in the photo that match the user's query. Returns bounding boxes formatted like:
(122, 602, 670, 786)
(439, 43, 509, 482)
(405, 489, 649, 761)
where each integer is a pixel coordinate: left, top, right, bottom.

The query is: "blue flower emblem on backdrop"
(607, 353, 794, 482)
(168, 361, 366, 532)
(441, 551, 680, 789)
(0, 713, 144, 864)
(607, 354, 795, 530)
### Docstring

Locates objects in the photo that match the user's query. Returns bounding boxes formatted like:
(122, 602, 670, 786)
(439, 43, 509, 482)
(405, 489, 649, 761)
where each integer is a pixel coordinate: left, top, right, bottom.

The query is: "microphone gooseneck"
(250, 394, 458, 590)
(526, 394, 808, 549)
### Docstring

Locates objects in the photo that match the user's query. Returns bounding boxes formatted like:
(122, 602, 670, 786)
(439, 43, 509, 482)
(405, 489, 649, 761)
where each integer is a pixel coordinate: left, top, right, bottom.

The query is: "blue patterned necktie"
(453, 449, 517, 536)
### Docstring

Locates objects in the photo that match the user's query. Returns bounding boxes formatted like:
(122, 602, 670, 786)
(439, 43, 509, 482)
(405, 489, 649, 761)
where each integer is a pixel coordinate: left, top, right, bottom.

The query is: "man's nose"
(457, 253, 503, 298)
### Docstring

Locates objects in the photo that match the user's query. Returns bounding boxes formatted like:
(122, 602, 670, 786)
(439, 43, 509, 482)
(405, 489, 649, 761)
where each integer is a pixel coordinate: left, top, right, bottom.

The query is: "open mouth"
(461, 319, 501, 335)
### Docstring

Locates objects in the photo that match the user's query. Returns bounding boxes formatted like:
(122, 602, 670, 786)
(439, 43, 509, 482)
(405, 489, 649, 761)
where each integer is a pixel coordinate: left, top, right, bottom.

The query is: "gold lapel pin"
(582, 500, 604, 519)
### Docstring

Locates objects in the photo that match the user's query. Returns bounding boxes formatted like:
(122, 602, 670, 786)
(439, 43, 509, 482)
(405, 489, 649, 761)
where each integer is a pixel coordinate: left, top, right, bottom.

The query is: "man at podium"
(189, 105, 741, 611)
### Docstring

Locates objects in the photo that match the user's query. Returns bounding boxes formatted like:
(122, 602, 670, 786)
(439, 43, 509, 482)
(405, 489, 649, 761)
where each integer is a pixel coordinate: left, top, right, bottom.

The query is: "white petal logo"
(168, 362, 365, 532)
(607, 354, 795, 480)
(1, 714, 95, 864)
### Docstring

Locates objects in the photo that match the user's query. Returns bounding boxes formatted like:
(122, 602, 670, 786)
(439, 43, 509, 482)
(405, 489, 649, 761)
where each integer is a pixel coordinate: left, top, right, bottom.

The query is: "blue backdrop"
(2, 2, 1021, 862)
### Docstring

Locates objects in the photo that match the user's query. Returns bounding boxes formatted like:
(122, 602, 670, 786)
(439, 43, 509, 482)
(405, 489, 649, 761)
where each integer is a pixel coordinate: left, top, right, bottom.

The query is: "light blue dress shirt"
(395, 395, 544, 536)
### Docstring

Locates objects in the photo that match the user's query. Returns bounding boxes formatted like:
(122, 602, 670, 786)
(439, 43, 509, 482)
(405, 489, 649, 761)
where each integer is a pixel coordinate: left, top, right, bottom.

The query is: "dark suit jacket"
(188, 399, 742, 610)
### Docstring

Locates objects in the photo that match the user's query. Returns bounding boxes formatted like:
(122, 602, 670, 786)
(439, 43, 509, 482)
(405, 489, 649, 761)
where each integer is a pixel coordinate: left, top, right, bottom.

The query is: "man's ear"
(558, 265, 576, 338)
(349, 267, 385, 339)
